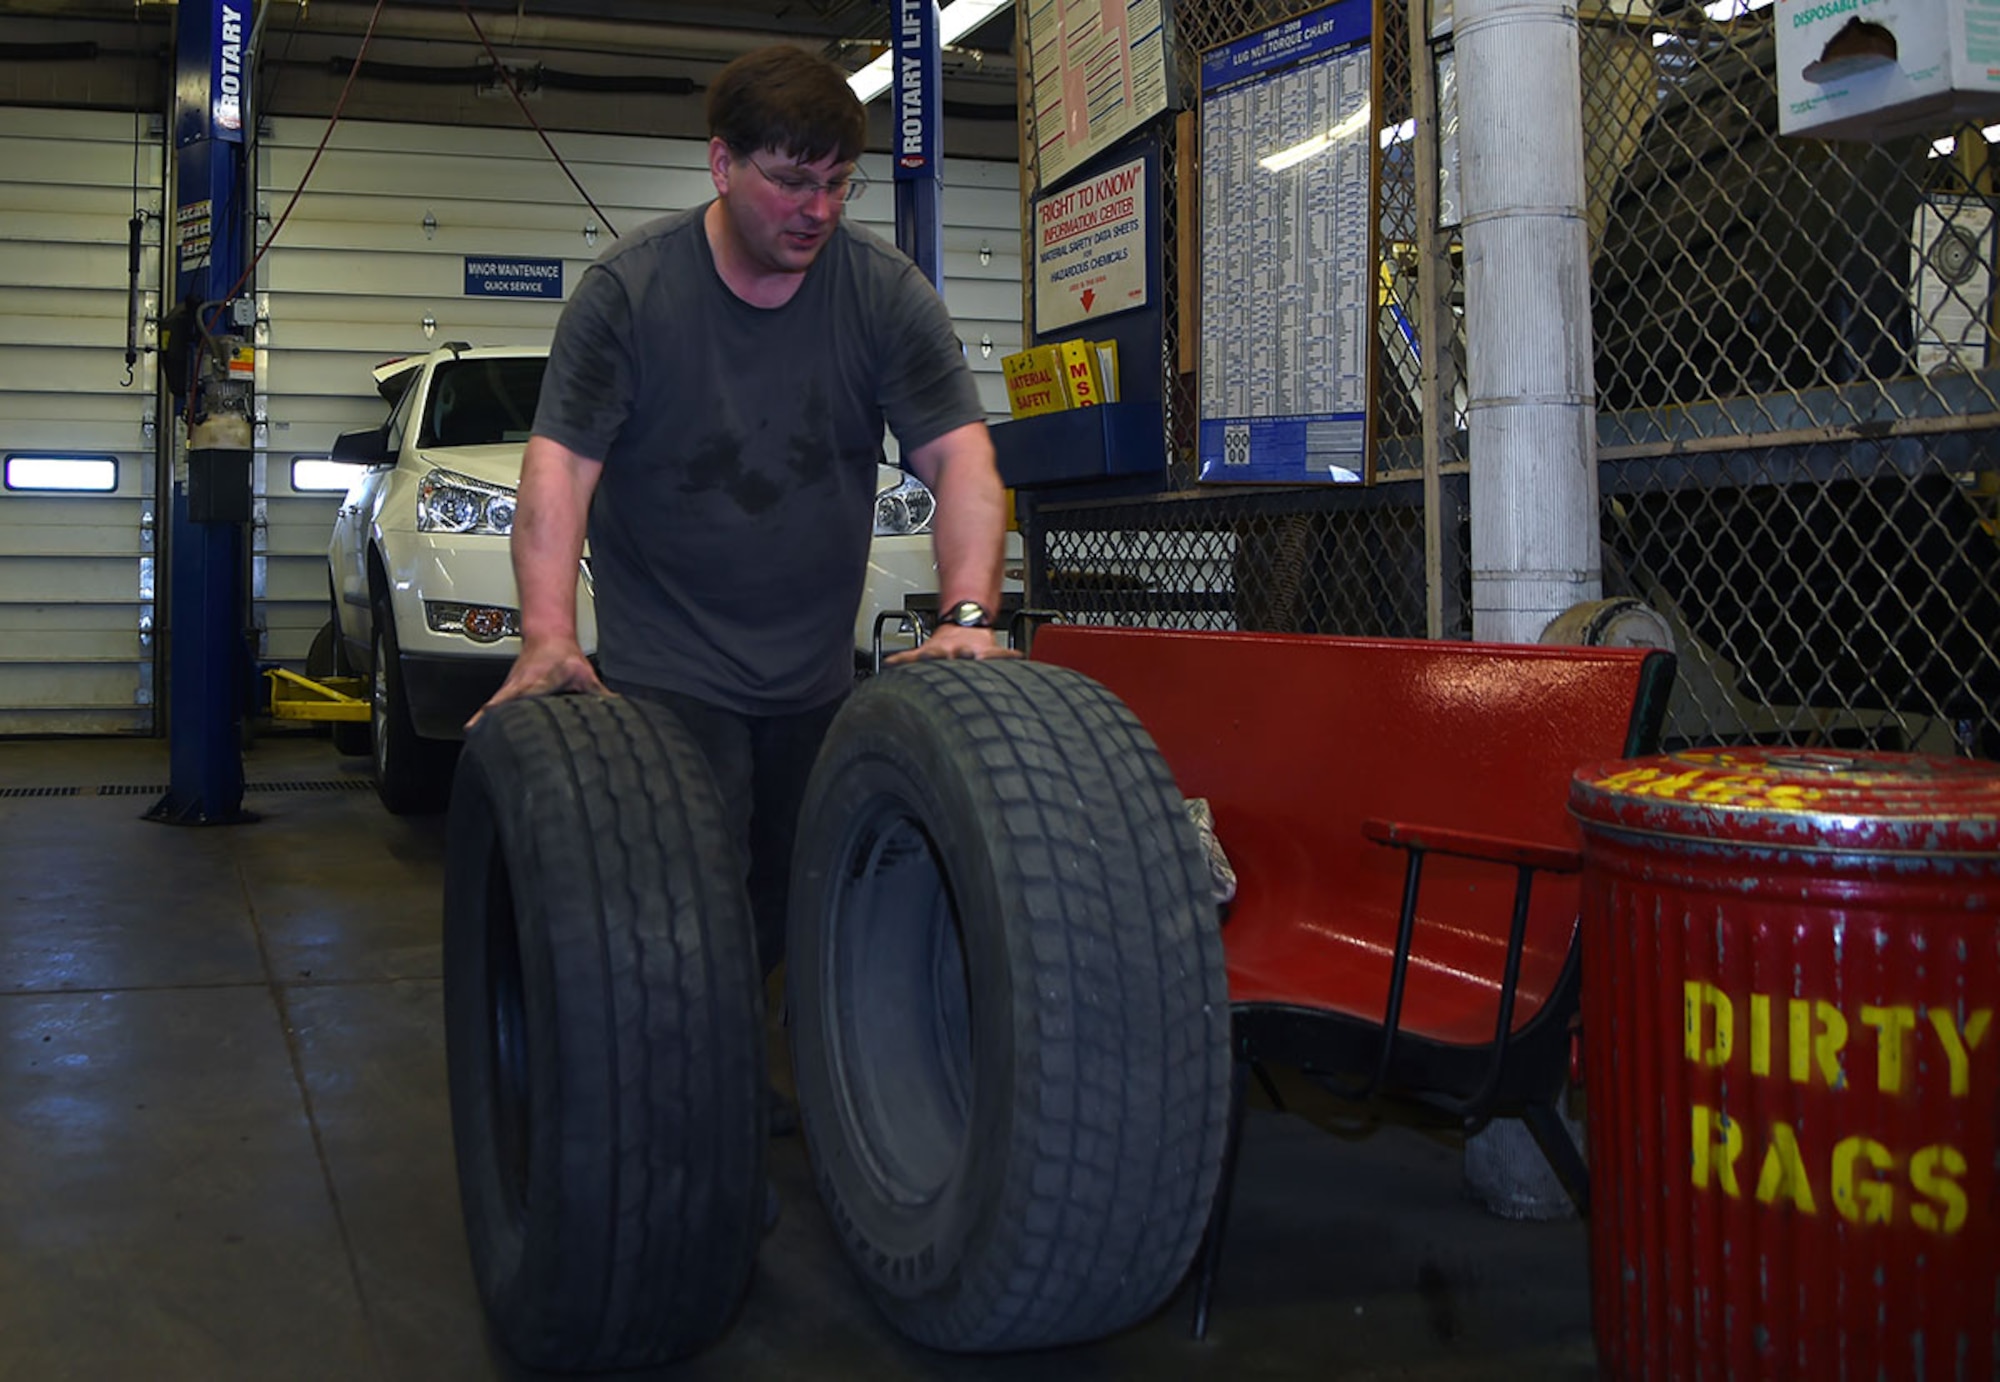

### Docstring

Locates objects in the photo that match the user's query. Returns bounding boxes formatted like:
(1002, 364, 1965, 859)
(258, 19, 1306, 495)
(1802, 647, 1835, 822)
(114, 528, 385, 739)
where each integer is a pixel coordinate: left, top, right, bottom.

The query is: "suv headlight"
(417, 468, 517, 535)
(874, 472, 936, 536)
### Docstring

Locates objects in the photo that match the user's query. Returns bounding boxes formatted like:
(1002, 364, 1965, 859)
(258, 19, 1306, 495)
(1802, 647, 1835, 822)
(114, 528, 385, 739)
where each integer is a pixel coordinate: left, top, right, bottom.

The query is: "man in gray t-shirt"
(531, 197, 981, 716)
(475, 46, 1014, 985)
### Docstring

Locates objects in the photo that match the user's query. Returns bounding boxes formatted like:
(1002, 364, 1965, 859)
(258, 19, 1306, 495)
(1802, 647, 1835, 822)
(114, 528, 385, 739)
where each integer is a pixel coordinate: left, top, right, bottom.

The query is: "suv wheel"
(371, 600, 458, 814)
(319, 591, 370, 757)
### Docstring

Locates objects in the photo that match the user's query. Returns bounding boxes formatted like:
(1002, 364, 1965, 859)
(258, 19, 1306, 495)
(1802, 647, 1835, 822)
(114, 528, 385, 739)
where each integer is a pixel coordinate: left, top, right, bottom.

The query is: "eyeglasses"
(744, 155, 868, 205)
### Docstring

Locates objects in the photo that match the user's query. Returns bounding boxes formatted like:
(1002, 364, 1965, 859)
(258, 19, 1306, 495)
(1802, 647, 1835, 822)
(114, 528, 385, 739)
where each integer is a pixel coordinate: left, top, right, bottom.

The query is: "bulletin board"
(1197, 0, 1379, 484)
(1025, 0, 1177, 192)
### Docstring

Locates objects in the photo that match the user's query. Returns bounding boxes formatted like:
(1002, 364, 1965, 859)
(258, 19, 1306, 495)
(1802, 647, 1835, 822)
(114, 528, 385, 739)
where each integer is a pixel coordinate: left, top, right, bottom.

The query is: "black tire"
(443, 694, 767, 1372)
(306, 617, 340, 679)
(787, 660, 1232, 1352)
(310, 608, 370, 757)
(370, 602, 457, 813)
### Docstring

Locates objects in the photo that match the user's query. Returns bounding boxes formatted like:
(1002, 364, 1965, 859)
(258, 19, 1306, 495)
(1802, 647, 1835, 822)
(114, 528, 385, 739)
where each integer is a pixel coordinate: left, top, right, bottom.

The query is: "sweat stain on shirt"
(681, 432, 782, 515)
(785, 380, 834, 482)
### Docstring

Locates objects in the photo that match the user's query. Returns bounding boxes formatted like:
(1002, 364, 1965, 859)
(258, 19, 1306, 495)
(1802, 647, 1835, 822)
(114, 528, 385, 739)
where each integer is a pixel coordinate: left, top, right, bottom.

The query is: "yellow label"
(1689, 1103, 1970, 1236)
(1685, 982, 1992, 1096)
(1001, 345, 1067, 418)
(1590, 761, 1826, 812)
(1057, 337, 1103, 409)
(1680, 981, 1990, 1236)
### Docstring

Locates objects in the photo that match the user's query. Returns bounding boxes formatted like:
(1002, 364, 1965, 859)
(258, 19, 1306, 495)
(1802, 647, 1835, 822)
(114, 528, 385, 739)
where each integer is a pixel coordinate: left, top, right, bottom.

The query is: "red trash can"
(1570, 747, 2000, 1381)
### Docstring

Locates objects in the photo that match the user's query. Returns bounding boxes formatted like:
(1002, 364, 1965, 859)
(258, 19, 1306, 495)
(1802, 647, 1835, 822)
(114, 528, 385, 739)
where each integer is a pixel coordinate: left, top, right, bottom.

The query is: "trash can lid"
(1570, 747, 2000, 856)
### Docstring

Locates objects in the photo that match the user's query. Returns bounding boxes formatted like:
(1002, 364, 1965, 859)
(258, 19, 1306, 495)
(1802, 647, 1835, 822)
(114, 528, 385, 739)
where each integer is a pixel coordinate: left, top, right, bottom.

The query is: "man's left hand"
(884, 623, 1023, 664)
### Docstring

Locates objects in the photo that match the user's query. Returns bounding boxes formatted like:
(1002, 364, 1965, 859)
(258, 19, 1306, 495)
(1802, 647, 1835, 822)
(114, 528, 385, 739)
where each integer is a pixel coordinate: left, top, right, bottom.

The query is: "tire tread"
(445, 695, 764, 1371)
(797, 661, 1230, 1351)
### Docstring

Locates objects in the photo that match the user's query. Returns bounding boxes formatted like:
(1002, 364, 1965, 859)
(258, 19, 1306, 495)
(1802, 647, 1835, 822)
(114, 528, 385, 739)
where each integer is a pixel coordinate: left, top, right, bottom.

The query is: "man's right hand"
(468, 636, 612, 728)
(474, 436, 609, 729)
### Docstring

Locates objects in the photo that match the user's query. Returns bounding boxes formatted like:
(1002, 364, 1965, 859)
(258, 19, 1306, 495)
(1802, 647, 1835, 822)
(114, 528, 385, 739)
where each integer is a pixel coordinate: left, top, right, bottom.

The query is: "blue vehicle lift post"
(148, 0, 255, 826)
(891, 0, 945, 292)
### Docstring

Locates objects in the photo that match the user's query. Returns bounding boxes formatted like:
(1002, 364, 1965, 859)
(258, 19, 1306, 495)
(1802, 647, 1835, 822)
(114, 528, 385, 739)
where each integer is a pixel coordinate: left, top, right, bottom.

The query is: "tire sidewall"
(445, 695, 769, 1369)
(442, 726, 572, 1341)
(790, 683, 1017, 1303)
(370, 601, 454, 813)
(791, 664, 1234, 1352)
(371, 615, 398, 790)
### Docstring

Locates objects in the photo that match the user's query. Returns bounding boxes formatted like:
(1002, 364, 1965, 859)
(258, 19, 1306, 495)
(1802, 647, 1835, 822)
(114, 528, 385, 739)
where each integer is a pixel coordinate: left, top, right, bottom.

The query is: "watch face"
(945, 601, 991, 627)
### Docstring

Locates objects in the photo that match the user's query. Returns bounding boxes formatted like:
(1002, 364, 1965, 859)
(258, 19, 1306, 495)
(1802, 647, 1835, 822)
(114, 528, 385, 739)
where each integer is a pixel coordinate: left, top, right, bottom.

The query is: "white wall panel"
(0, 108, 161, 735)
(0, 107, 1024, 712)
(256, 118, 1024, 667)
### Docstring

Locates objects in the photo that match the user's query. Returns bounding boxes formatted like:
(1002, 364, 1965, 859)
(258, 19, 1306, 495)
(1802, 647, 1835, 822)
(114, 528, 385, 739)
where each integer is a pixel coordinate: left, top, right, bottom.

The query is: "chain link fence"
(1022, 0, 1998, 757)
(1025, 0, 1465, 647)
(1586, 3, 1999, 756)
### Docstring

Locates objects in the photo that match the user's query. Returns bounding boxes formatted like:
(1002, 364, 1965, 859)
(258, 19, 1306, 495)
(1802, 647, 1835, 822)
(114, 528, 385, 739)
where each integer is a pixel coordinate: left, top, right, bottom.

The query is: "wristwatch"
(941, 600, 993, 629)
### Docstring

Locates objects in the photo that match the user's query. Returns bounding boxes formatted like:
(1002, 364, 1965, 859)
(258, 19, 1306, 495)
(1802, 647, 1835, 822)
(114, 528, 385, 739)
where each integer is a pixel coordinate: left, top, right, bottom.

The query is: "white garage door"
(254, 117, 1025, 670)
(0, 108, 1024, 729)
(0, 108, 164, 736)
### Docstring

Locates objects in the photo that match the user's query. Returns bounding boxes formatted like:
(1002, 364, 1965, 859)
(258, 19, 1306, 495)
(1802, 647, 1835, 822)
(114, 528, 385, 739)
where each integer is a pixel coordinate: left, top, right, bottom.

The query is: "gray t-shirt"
(533, 205, 984, 714)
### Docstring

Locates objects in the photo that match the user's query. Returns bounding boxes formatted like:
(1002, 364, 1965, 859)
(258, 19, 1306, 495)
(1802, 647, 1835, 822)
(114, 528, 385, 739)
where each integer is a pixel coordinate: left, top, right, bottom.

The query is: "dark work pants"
(604, 679, 844, 980)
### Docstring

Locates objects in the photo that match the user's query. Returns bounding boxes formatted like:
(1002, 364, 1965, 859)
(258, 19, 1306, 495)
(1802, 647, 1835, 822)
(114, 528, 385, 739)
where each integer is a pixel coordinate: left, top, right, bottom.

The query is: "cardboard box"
(1777, 0, 2000, 141)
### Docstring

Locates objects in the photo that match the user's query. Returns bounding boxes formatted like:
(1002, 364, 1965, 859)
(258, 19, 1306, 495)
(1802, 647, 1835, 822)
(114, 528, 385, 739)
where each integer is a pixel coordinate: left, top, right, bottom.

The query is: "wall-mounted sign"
(1033, 155, 1149, 336)
(1198, 0, 1376, 484)
(1025, 0, 1175, 191)
(463, 257, 564, 300)
(892, 0, 940, 175)
(211, 1, 247, 144)
(177, 199, 214, 275)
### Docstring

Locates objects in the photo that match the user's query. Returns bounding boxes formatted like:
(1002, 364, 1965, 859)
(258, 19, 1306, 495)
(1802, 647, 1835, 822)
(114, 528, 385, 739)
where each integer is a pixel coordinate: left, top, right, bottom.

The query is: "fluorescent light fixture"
(939, 0, 1014, 45)
(1658, 3, 1772, 43)
(1931, 124, 2000, 158)
(1703, 0, 1772, 18)
(4, 454, 118, 492)
(1260, 103, 1372, 171)
(849, 53, 894, 105)
(848, 0, 1016, 104)
(292, 457, 365, 493)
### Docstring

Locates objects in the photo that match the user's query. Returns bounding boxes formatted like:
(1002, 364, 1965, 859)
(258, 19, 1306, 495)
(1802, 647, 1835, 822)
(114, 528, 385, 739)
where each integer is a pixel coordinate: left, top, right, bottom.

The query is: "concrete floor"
(0, 729, 1598, 1381)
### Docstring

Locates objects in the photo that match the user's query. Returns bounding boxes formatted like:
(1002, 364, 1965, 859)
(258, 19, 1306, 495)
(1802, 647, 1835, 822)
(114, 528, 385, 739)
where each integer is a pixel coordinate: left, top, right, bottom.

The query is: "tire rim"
(483, 848, 532, 1213)
(371, 631, 389, 779)
(824, 797, 974, 1207)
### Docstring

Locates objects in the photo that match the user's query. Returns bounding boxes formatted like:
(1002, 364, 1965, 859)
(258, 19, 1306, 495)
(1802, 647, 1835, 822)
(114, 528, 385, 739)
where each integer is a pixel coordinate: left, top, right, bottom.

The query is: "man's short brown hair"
(706, 46, 867, 166)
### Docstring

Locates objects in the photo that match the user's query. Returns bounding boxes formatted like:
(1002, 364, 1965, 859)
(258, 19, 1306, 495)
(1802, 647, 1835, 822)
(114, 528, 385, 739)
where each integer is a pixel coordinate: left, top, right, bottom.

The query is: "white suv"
(327, 343, 1012, 813)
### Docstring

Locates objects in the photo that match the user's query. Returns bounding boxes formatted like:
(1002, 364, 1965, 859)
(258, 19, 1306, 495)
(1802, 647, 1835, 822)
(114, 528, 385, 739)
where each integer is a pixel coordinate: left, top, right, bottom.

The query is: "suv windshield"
(419, 356, 547, 449)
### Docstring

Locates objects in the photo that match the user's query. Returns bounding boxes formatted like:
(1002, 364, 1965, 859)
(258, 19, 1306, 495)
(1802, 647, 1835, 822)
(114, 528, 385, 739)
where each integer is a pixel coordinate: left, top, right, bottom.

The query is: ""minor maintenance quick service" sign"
(463, 257, 564, 299)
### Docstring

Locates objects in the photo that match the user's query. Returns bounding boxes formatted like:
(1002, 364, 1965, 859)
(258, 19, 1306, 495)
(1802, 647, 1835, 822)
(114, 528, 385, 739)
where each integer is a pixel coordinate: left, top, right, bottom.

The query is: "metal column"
(1457, 0, 1600, 643)
(149, 0, 255, 826)
(891, 0, 945, 291)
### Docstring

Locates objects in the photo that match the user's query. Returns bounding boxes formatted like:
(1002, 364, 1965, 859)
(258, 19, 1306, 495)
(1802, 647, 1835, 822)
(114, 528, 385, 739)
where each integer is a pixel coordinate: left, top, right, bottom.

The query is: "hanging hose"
(123, 0, 148, 390)
(456, 0, 620, 240)
(124, 211, 145, 388)
(186, 0, 391, 427)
